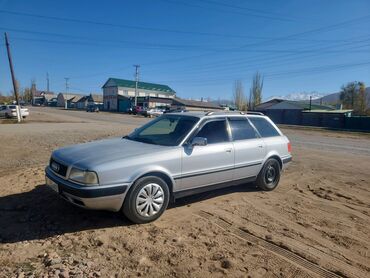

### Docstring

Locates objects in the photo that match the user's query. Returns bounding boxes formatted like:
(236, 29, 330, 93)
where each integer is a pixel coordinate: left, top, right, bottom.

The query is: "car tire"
(255, 158, 281, 191)
(122, 176, 170, 224)
(5, 113, 9, 118)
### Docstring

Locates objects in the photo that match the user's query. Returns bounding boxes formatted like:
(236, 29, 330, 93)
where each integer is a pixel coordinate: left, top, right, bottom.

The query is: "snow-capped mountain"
(266, 92, 325, 101)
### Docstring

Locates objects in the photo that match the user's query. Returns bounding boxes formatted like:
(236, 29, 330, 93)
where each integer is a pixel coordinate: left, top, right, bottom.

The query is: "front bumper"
(45, 167, 129, 212)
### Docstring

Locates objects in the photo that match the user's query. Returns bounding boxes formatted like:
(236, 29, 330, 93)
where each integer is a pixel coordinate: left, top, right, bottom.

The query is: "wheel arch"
(128, 169, 175, 199)
(264, 152, 283, 170)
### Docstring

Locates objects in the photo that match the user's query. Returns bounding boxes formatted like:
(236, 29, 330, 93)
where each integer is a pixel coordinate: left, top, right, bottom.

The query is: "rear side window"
(196, 119, 229, 144)
(249, 117, 280, 137)
(228, 117, 258, 140)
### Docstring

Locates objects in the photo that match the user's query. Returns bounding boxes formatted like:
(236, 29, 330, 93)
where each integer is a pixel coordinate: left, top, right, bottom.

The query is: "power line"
(161, 0, 296, 22)
(1, 25, 359, 45)
(0, 9, 291, 39)
(141, 13, 370, 66)
(151, 60, 370, 86)
(158, 38, 370, 76)
(8, 35, 370, 54)
(197, 0, 300, 20)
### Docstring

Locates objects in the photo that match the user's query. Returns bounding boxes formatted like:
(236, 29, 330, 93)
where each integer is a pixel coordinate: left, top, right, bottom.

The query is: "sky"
(0, 0, 369, 100)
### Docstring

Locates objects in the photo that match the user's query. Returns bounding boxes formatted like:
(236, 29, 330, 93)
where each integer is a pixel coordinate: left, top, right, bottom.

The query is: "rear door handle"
(225, 148, 232, 152)
(258, 145, 263, 148)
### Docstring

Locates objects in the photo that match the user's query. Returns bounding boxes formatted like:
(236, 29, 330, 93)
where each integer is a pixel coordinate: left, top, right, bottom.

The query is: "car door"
(228, 117, 266, 181)
(179, 118, 234, 191)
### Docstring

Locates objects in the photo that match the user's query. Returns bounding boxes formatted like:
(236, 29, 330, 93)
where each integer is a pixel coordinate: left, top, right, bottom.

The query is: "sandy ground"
(0, 107, 369, 278)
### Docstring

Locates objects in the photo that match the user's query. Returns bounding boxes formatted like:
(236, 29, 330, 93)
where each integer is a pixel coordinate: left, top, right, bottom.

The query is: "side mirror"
(191, 137, 207, 147)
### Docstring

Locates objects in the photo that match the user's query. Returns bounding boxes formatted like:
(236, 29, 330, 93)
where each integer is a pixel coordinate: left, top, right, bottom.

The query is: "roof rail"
(245, 111, 264, 115)
(205, 111, 214, 116)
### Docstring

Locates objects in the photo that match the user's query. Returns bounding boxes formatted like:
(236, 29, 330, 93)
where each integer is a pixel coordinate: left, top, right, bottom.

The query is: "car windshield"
(126, 115, 199, 146)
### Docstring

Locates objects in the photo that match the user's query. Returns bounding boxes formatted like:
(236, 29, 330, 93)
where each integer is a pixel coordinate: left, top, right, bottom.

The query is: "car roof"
(167, 111, 266, 119)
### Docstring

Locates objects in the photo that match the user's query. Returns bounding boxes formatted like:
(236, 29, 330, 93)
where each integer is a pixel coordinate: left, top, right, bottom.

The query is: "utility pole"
(309, 95, 312, 111)
(133, 65, 140, 106)
(46, 72, 50, 93)
(64, 77, 69, 109)
(4, 32, 21, 122)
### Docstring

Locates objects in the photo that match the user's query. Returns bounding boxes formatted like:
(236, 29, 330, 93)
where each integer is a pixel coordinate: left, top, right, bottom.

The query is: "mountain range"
(266, 92, 325, 102)
(267, 88, 370, 108)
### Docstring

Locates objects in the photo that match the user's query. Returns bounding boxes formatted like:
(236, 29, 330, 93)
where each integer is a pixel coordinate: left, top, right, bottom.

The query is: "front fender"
(128, 165, 176, 188)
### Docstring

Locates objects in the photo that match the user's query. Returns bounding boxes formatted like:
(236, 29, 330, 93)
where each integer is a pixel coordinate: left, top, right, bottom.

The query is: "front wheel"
(255, 158, 281, 191)
(122, 176, 170, 224)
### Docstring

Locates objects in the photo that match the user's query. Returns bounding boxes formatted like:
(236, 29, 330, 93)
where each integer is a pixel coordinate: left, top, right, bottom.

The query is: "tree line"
(233, 72, 263, 111)
(233, 73, 369, 116)
(339, 81, 368, 115)
(0, 79, 33, 104)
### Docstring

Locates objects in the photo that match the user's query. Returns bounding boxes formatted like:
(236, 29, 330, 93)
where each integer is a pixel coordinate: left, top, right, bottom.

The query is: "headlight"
(69, 168, 99, 185)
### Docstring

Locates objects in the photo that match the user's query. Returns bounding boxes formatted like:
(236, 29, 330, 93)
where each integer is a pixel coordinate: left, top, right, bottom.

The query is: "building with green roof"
(102, 78, 176, 111)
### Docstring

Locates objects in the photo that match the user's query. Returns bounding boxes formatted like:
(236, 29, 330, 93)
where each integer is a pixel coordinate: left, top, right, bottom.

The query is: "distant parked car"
(0, 105, 29, 118)
(143, 108, 165, 118)
(46, 111, 292, 224)
(164, 107, 188, 114)
(128, 106, 144, 115)
(86, 105, 99, 112)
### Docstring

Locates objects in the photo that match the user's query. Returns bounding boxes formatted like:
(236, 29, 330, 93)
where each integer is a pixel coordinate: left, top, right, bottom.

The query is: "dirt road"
(0, 107, 369, 277)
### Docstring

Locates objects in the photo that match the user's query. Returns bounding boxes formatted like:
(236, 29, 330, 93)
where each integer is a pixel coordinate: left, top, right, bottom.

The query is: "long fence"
(258, 109, 370, 132)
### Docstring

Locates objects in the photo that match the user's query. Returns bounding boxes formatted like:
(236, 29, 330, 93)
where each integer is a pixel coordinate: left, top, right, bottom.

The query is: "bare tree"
(249, 72, 263, 110)
(21, 87, 32, 104)
(340, 81, 357, 109)
(0, 92, 14, 104)
(357, 82, 367, 115)
(233, 80, 247, 111)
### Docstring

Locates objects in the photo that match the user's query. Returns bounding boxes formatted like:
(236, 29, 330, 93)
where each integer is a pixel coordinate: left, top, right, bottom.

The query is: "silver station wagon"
(46, 111, 292, 223)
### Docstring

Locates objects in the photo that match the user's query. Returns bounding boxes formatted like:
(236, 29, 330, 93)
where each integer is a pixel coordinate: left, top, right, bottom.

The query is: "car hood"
(52, 137, 169, 169)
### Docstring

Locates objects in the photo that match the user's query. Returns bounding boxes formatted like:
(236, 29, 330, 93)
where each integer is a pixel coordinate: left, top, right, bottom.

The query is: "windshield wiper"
(135, 137, 155, 144)
(123, 136, 155, 145)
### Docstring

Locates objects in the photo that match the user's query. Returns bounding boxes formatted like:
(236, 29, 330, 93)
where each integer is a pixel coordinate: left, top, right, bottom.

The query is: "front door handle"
(225, 148, 232, 152)
(258, 145, 263, 148)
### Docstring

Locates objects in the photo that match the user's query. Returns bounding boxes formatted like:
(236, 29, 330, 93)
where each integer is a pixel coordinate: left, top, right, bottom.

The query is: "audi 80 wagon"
(45, 111, 292, 223)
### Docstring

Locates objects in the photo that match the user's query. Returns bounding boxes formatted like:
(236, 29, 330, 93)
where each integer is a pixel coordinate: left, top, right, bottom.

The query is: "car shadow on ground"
(0, 183, 260, 244)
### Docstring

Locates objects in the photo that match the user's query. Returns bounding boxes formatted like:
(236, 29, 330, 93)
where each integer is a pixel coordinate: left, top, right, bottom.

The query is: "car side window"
(195, 119, 229, 144)
(228, 117, 258, 140)
(249, 117, 280, 137)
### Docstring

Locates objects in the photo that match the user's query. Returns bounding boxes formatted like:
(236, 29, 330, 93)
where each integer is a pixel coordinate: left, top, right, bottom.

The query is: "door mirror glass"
(191, 137, 207, 146)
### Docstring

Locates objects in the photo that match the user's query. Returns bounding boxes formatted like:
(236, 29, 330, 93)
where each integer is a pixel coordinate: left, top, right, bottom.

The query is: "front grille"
(50, 158, 68, 177)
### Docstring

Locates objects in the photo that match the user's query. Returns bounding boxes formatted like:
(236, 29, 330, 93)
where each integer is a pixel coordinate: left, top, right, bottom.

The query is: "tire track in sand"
(195, 210, 348, 278)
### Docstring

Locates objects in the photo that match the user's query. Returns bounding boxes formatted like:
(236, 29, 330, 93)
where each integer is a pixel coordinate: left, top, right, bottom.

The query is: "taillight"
(287, 142, 292, 153)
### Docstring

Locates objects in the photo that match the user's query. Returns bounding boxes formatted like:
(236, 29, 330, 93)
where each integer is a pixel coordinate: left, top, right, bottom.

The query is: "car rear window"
(228, 117, 258, 140)
(8, 105, 16, 109)
(249, 117, 280, 137)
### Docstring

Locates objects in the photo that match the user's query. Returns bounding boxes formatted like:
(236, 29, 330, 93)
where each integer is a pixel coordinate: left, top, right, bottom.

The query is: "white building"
(102, 78, 176, 112)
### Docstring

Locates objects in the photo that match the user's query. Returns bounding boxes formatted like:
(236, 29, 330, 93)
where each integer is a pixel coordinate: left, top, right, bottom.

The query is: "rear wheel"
(123, 176, 169, 224)
(255, 158, 281, 191)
